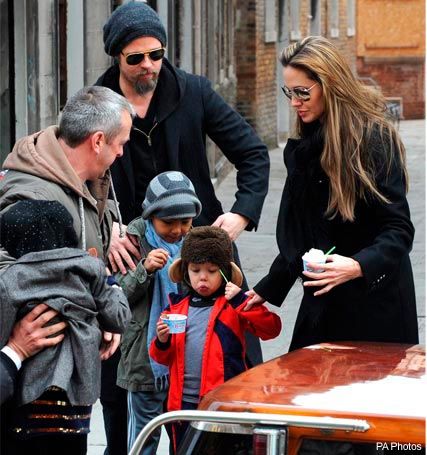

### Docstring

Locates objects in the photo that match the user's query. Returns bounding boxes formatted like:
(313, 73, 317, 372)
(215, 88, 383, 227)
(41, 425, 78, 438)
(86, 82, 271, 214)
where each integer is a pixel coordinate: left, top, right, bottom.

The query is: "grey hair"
(58, 86, 135, 147)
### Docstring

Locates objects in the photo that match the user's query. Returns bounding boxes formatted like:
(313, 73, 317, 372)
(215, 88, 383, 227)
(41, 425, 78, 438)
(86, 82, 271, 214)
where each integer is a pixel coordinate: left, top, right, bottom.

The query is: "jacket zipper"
(133, 122, 158, 147)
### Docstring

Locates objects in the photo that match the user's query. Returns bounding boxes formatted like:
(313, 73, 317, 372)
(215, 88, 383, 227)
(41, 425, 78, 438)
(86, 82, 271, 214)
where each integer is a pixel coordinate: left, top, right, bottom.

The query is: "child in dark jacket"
(0, 200, 131, 455)
(150, 226, 282, 453)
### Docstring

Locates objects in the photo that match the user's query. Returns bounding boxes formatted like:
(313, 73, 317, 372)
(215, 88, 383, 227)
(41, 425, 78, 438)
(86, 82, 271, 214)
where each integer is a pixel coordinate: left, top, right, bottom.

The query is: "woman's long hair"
(280, 36, 408, 221)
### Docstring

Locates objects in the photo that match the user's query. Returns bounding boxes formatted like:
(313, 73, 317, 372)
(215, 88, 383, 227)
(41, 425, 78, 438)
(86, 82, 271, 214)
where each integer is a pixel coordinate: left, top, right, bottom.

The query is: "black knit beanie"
(103, 2, 167, 56)
(180, 226, 233, 275)
(0, 200, 78, 259)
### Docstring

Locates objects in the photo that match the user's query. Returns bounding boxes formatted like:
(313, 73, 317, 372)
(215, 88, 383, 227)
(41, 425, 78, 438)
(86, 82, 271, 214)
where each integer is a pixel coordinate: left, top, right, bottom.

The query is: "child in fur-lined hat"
(150, 226, 281, 453)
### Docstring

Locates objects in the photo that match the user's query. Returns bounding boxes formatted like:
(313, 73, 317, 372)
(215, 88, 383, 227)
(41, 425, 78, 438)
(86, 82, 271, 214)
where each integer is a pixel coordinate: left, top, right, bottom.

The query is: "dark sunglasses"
(122, 47, 165, 66)
(281, 82, 318, 101)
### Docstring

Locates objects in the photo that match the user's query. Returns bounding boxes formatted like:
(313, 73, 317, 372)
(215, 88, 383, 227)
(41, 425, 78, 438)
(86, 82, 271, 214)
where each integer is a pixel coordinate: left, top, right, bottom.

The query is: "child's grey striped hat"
(142, 171, 202, 220)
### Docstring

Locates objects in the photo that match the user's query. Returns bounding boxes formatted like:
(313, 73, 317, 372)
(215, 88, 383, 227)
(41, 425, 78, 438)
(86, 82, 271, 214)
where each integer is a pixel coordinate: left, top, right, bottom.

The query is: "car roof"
(199, 342, 426, 444)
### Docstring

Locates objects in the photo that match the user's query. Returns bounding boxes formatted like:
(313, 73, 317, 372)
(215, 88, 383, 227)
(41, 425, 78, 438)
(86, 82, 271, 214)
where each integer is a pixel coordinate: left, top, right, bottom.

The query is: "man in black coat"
(96, 3, 270, 454)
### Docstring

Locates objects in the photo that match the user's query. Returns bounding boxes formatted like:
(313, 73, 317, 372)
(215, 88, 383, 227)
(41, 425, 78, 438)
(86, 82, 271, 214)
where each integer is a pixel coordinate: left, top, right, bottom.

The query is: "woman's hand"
(156, 320, 170, 343)
(144, 248, 170, 274)
(303, 254, 363, 296)
(243, 289, 266, 311)
(108, 222, 142, 274)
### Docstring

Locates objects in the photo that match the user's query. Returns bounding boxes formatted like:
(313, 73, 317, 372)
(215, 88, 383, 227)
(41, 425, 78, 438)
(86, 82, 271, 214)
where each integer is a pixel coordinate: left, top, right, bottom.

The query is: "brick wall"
(299, 0, 356, 71)
(235, 0, 359, 145)
(357, 57, 425, 120)
(236, 0, 277, 148)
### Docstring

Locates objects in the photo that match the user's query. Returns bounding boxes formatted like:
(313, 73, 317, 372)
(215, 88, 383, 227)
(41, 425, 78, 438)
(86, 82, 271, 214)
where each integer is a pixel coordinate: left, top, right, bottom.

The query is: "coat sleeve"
(231, 293, 282, 340)
(92, 262, 132, 333)
(253, 253, 299, 307)
(0, 352, 18, 405)
(200, 77, 270, 230)
(352, 138, 414, 291)
(114, 260, 152, 308)
(149, 334, 173, 366)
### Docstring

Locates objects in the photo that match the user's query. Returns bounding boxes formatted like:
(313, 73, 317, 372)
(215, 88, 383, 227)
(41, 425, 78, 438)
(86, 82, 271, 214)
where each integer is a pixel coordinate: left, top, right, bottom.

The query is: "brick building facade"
(235, 0, 357, 143)
(356, 0, 425, 119)
(2, 1, 370, 170)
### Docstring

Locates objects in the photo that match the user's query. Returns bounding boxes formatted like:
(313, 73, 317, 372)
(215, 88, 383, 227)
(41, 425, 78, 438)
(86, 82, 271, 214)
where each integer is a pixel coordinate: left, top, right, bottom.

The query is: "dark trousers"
(169, 401, 198, 455)
(101, 349, 128, 455)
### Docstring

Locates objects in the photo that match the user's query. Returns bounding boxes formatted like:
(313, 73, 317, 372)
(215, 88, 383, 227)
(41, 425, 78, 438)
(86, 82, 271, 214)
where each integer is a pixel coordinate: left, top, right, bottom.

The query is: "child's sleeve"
(232, 293, 282, 340)
(93, 264, 132, 333)
(148, 307, 174, 366)
(149, 335, 173, 366)
(114, 260, 152, 307)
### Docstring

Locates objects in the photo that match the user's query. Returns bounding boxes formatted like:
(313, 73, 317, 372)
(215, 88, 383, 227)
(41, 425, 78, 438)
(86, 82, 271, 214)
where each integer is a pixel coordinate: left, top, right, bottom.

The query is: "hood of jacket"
(4, 126, 85, 196)
(3, 125, 110, 207)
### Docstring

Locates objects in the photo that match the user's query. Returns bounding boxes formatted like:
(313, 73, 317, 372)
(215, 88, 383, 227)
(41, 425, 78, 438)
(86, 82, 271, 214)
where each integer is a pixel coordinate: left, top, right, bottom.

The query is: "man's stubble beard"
(134, 76, 158, 95)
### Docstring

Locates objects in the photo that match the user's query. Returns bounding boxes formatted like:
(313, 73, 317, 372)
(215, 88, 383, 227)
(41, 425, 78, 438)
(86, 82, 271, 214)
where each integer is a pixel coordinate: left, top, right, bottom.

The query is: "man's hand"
(212, 213, 249, 241)
(99, 332, 121, 360)
(302, 254, 363, 296)
(243, 289, 265, 311)
(144, 248, 170, 274)
(108, 222, 142, 274)
(7, 304, 67, 361)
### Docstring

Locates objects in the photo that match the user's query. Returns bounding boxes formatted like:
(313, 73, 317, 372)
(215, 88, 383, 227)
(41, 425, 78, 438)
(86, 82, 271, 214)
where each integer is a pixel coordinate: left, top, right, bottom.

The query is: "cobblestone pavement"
(88, 119, 425, 454)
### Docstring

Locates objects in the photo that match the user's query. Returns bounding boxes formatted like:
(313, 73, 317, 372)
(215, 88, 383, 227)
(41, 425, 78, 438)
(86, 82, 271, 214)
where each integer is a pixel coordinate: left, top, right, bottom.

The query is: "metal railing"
(129, 410, 370, 455)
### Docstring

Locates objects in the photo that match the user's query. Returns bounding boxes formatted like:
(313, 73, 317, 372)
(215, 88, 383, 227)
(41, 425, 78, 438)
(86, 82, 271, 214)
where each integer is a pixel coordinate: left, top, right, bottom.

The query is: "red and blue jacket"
(149, 291, 281, 411)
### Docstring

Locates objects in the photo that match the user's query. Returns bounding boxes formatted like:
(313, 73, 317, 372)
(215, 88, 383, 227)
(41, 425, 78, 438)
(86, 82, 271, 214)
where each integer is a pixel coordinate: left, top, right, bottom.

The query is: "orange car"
(130, 342, 426, 455)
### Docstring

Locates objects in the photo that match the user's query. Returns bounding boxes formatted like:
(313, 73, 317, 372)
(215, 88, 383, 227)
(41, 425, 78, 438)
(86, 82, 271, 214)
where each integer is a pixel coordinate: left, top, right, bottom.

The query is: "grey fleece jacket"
(0, 248, 131, 406)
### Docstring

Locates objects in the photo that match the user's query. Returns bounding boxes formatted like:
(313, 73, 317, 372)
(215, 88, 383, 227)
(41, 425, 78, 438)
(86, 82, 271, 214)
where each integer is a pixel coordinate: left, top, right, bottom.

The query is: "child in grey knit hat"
(114, 170, 201, 455)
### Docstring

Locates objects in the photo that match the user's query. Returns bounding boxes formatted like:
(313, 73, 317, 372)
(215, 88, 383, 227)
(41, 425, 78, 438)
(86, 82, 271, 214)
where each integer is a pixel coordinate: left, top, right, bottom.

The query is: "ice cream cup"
(160, 314, 187, 333)
(303, 259, 326, 273)
(302, 248, 326, 273)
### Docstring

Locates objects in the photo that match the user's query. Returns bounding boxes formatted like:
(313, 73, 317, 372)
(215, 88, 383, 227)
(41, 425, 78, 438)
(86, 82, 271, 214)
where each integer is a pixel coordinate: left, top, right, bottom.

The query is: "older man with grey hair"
(0, 85, 134, 454)
(1, 85, 134, 259)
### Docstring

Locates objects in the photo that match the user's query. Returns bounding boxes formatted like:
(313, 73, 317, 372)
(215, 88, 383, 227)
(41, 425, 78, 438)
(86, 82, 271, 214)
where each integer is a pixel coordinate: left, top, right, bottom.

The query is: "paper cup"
(303, 259, 326, 273)
(160, 314, 187, 334)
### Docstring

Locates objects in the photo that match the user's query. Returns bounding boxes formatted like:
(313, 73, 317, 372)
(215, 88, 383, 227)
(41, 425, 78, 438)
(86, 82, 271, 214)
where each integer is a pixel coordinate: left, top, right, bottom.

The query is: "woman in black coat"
(246, 36, 419, 350)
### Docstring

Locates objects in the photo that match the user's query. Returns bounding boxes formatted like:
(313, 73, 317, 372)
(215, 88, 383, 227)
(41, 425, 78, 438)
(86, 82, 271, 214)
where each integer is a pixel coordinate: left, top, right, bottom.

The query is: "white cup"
(160, 314, 187, 333)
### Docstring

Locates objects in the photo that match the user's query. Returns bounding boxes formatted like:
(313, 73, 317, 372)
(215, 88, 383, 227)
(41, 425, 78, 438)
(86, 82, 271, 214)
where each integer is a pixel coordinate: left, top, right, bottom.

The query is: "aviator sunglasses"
(281, 82, 318, 101)
(122, 47, 166, 66)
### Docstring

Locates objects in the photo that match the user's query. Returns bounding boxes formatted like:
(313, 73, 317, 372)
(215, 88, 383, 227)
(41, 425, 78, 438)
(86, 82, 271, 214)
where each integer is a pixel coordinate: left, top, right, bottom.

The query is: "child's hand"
(224, 282, 241, 300)
(156, 319, 170, 343)
(144, 248, 170, 273)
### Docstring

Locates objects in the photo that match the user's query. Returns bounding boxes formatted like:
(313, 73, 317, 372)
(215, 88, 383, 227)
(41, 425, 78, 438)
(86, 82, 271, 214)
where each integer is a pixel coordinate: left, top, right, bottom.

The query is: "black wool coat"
(254, 128, 418, 350)
(96, 60, 269, 228)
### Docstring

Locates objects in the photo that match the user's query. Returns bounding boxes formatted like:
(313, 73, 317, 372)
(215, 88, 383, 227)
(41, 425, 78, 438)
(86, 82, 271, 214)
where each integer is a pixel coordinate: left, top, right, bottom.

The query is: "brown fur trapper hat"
(169, 226, 243, 287)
